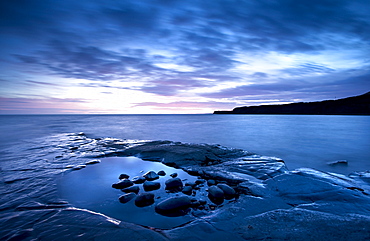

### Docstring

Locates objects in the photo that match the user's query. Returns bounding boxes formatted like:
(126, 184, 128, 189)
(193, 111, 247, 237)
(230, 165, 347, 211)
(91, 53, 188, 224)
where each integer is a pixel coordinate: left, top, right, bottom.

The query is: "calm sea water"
(0, 114, 369, 174)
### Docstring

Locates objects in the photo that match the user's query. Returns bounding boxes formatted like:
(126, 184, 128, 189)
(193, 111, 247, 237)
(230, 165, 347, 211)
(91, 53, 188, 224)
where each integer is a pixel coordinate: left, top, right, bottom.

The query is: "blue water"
(0, 114, 369, 174)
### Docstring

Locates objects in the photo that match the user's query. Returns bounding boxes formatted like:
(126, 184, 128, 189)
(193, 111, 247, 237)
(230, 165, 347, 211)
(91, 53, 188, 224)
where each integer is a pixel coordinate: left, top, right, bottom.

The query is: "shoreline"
(1, 133, 370, 240)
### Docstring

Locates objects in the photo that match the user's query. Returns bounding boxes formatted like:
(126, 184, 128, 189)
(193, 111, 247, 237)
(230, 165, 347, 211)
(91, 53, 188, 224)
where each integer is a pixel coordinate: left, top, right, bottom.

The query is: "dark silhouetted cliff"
(214, 92, 370, 115)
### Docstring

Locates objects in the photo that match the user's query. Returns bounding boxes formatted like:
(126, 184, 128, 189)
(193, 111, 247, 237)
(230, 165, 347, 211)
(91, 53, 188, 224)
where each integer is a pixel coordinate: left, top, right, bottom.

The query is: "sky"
(0, 0, 369, 114)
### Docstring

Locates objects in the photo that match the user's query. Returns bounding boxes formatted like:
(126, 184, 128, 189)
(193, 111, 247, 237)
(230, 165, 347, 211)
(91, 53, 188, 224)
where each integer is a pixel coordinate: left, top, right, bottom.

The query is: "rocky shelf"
(1, 133, 370, 240)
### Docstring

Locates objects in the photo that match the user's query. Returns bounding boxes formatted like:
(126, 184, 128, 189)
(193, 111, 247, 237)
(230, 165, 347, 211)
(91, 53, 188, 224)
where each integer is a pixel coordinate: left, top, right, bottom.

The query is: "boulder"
(182, 186, 193, 195)
(208, 186, 224, 205)
(170, 173, 178, 178)
(143, 171, 159, 181)
(327, 160, 348, 166)
(207, 179, 217, 186)
(157, 170, 166, 176)
(119, 193, 136, 204)
(135, 193, 155, 207)
(121, 186, 140, 194)
(185, 182, 197, 188)
(165, 177, 183, 191)
(217, 183, 236, 199)
(119, 173, 130, 179)
(143, 181, 161, 191)
(195, 179, 206, 185)
(112, 179, 134, 189)
(155, 196, 191, 217)
(132, 176, 146, 184)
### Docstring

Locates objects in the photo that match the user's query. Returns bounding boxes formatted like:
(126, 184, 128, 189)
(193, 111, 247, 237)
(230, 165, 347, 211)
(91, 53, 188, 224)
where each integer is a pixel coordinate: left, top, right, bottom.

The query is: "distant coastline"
(214, 92, 370, 115)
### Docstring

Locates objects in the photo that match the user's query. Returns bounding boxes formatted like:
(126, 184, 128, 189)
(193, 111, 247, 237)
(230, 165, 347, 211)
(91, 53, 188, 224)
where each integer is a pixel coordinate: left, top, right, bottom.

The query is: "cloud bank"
(0, 0, 369, 113)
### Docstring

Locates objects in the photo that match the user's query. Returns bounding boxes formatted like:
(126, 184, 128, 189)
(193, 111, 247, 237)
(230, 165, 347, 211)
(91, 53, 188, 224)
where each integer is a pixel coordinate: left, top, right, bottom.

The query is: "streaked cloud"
(0, 0, 369, 113)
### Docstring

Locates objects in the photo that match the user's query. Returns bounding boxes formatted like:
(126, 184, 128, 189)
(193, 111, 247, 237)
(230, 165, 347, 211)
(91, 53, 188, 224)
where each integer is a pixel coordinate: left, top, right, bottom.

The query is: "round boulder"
(182, 186, 193, 195)
(195, 179, 206, 185)
(112, 179, 134, 189)
(119, 193, 136, 204)
(119, 173, 130, 180)
(207, 179, 217, 186)
(143, 181, 161, 191)
(208, 186, 224, 205)
(157, 170, 166, 176)
(155, 196, 191, 217)
(170, 173, 178, 178)
(165, 177, 183, 191)
(121, 186, 140, 194)
(132, 176, 146, 184)
(135, 193, 155, 207)
(185, 182, 197, 188)
(143, 171, 159, 181)
(217, 183, 236, 199)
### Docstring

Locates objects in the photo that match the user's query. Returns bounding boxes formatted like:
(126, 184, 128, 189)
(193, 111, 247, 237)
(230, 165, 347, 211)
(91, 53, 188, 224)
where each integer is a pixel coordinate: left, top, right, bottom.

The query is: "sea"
(1, 114, 370, 231)
(1, 114, 369, 175)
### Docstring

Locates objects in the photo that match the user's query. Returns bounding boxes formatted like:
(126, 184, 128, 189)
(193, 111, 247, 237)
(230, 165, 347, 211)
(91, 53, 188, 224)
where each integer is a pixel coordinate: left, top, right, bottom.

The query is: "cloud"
(0, 96, 90, 114)
(133, 100, 238, 110)
(1, 0, 369, 113)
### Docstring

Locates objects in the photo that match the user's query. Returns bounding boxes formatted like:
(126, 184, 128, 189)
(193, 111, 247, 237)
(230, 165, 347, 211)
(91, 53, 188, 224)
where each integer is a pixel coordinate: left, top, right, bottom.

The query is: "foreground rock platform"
(1, 133, 369, 240)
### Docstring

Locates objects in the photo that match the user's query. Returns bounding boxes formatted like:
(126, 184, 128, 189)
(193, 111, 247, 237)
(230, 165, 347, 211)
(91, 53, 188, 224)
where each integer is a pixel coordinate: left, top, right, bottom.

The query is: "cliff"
(214, 92, 370, 115)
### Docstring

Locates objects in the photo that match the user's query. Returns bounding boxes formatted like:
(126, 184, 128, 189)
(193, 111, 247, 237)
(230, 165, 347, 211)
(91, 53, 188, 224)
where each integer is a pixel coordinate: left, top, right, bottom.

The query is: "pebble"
(135, 193, 155, 207)
(121, 186, 140, 194)
(157, 170, 166, 176)
(119, 193, 136, 204)
(143, 181, 161, 191)
(119, 173, 130, 179)
(143, 171, 159, 181)
(132, 176, 146, 184)
(112, 179, 134, 189)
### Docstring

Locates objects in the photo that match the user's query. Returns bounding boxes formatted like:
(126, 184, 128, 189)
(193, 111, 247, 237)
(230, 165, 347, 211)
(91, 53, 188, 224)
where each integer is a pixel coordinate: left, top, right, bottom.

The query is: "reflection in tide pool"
(58, 157, 203, 229)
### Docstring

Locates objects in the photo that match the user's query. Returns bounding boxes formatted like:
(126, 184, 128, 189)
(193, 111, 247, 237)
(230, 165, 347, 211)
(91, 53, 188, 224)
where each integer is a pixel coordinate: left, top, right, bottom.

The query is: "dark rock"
(182, 186, 193, 195)
(155, 196, 191, 217)
(199, 200, 207, 205)
(135, 193, 155, 207)
(121, 186, 140, 194)
(112, 179, 134, 189)
(157, 170, 166, 176)
(217, 183, 236, 199)
(170, 173, 178, 178)
(195, 179, 206, 185)
(190, 200, 201, 208)
(85, 159, 100, 165)
(119, 173, 130, 179)
(327, 160, 348, 166)
(185, 181, 197, 187)
(143, 171, 159, 181)
(132, 176, 146, 184)
(207, 179, 217, 186)
(165, 177, 183, 191)
(119, 193, 136, 204)
(143, 181, 161, 191)
(208, 186, 224, 205)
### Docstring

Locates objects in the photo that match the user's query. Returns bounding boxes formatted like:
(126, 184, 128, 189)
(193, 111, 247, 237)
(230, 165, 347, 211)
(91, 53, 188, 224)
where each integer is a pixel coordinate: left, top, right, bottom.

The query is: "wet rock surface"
(155, 196, 192, 217)
(121, 186, 140, 194)
(135, 193, 155, 207)
(143, 171, 159, 181)
(112, 179, 134, 189)
(1, 133, 370, 240)
(119, 193, 136, 204)
(165, 177, 183, 191)
(143, 181, 161, 191)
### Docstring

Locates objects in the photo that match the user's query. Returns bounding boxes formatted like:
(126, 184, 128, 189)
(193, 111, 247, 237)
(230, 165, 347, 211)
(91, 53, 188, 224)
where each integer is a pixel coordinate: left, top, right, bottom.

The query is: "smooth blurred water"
(0, 114, 369, 174)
